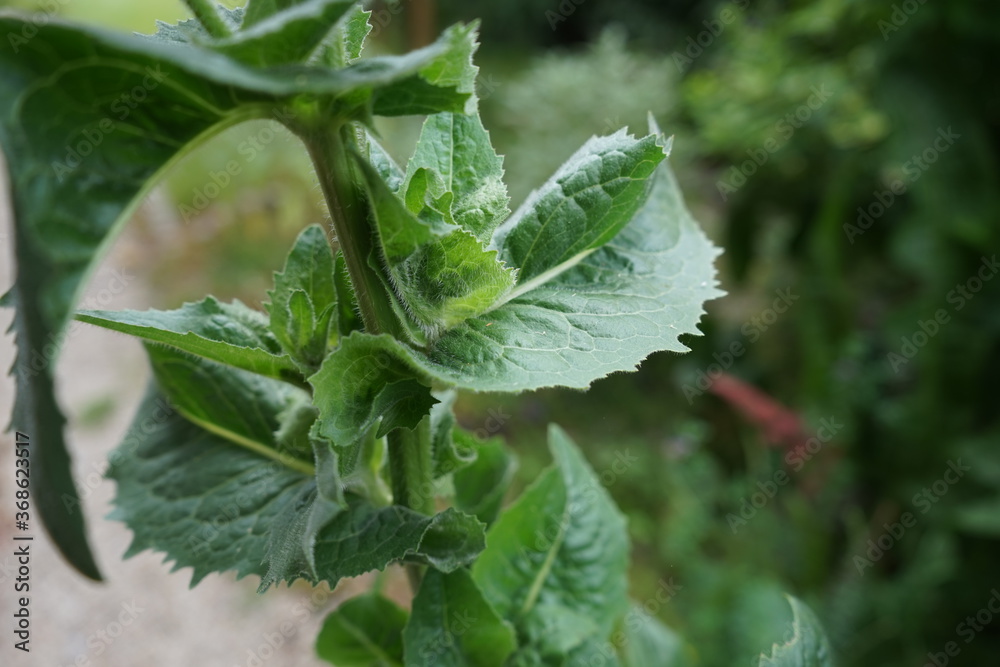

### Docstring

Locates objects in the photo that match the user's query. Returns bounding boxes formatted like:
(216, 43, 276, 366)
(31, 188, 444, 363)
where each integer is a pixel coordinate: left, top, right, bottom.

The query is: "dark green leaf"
(78, 297, 299, 381)
(145, 344, 312, 472)
(310, 501, 485, 582)
(472, 426, 629, 652)
(108, 391, 310, 585)
(316, 594, 408, 667)
(403, 569, 517, 667)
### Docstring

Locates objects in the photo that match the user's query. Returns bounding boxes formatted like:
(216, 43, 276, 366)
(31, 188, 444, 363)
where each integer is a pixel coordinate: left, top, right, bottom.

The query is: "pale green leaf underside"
(758, 597, 836, 667)
(78, 297, 299, 381)
(491, 130, 666, 283)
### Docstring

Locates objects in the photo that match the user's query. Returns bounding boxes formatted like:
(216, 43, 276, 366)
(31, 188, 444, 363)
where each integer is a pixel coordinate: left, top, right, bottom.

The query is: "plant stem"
(304, 123, 402, 337)
(388, 418, 435, 591)
(303, 119, 433, 593)
(181, 0, 232, 39)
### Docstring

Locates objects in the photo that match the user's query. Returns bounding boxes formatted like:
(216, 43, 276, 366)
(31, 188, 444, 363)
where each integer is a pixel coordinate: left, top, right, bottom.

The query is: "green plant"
(2, 1, 832, 664)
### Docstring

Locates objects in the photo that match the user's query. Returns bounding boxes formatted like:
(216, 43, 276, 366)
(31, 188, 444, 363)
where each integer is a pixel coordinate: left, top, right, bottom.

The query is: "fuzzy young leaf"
(316, 594, 408, 667)
(77, 297, 299, 381)
(403, 569, 517, 667)
(355, 155, 516, 332)
(404, 112, 510, 242)
(212, 0, 354, 67)
(758, 597, 836, 667)
(472, 426, 629, 656)
(322, 4, 372, 67)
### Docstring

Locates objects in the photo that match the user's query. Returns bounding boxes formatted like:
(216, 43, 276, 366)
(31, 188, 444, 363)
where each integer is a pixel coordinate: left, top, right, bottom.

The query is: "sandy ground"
(0, 166, 376, 667)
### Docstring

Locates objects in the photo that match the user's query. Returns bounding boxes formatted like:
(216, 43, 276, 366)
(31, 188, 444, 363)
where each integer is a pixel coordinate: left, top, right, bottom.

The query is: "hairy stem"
(181, 0, 232, 39)
(388, 418, 435, 590)
(304, 123, 401, 337)
(303, 119, 432, 593)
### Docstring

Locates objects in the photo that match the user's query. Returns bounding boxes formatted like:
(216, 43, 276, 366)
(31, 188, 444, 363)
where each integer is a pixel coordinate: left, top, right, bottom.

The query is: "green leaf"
(266, 224, 337, 367)
(404, 112, 509, 242)
(0, 9, 269, 580)
(354, 156, 515, 333)
(111, 390, 483, 588)
(453, 435, 517, 526)
(317, 594, 408, 667)
(403, 569, 517, 667)
(77, 297, 300, 381)
(758, 597, 836, 667)
(323, 4, 372, 68)
(309, 332, 439, 449)
(310, 500, 486, 582)
(108, 390, 312, 585)
(367, 130, 406, 193)
(371, 22, 479, 116)
(327, 126, 722, 395)
(617, 606, 688, 667)
(491, 129, 665, 283)
(145, 344, 314, 474)
(212, 0, 354, 67)
(472, 425, 629, 653)
(241, 0, 308, 28)
(565, 638, 622, 666)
